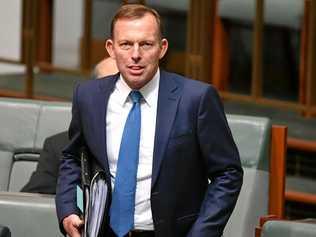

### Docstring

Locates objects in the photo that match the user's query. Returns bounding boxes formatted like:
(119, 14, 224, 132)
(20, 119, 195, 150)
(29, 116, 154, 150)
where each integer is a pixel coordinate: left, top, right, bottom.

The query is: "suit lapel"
(92, 74, 119, 175)
(151, 71, 182, 188)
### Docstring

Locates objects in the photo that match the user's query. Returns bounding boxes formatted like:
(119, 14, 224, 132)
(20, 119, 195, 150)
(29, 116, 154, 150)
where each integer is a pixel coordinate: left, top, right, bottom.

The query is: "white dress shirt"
(106, 69, 160, 230)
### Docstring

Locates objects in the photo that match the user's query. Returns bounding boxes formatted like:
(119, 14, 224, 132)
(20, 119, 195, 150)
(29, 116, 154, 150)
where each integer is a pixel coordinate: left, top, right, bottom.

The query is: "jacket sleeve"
(187, 86, 243, 237)
(55, 83, 83, 234)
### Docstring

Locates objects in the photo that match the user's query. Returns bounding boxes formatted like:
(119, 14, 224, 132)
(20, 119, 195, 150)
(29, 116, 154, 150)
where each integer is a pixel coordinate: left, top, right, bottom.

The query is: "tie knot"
(129, 91, 142, 104)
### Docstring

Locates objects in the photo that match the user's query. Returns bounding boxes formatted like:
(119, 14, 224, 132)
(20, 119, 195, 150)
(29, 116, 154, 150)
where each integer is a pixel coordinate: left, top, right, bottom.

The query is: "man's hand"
(63, 214, 84, 237)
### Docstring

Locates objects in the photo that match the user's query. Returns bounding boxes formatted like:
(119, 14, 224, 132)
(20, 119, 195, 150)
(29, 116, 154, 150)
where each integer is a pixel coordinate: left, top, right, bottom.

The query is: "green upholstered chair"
(0, 98, 287, 237)
(223, 115, 287, 237)
(259, 219, 316, 237)
(0, 97, 71, 237)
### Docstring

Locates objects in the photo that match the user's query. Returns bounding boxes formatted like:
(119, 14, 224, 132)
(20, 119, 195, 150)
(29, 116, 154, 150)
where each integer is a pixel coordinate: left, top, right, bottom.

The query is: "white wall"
(0, 0, 24, 74)
(53, 0, 84, 68)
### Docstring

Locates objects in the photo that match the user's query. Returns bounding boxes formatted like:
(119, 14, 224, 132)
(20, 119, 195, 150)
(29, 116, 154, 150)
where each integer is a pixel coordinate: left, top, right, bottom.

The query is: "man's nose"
(131, 45, 141, 62)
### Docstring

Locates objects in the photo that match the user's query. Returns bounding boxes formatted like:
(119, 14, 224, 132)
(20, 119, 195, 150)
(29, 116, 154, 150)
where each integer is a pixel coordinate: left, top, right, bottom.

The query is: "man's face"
(106, 13, 168, 89)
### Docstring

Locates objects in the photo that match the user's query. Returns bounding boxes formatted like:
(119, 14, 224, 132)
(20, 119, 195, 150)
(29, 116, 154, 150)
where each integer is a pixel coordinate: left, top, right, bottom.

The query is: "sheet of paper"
(87, 175, 108, 237)
(76, 185, 83, 213)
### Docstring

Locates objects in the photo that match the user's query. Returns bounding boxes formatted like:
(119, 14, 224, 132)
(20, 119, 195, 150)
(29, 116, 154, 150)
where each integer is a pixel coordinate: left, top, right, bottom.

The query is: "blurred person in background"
(21, 58, 118, 194)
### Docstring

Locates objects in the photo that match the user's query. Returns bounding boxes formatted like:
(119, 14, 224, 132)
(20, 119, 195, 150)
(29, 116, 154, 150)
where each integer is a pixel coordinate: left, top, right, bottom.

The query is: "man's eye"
(141, 42, 153, 50)
(120, 43, 131, 49)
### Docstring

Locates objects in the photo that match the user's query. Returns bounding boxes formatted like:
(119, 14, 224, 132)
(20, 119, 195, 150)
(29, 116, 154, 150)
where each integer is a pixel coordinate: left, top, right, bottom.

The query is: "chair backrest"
(0, 98, 71, 191)
(224, 114, 272, 237)
(0, 192, 61, 237)
(261, 220, 316, 237)
(0, 98, 286, 237)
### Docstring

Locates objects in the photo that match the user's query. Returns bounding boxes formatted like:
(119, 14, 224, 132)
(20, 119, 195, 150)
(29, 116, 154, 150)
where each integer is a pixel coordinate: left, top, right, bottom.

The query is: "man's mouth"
(128, 65, 144, 75)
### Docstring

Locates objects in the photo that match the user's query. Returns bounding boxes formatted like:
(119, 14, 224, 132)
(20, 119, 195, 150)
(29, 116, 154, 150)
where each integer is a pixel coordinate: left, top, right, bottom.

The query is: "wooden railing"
(269, 125, 287, 218)
(286, 137, 316, 205)
(0, 0, 93, 99)
(1, 0, 316, 118)
(218, 0, 316, 117)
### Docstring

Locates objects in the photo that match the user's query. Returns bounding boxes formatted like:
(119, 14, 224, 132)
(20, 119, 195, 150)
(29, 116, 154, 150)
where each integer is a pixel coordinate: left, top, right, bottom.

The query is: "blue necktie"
(110, 90, 142, 237)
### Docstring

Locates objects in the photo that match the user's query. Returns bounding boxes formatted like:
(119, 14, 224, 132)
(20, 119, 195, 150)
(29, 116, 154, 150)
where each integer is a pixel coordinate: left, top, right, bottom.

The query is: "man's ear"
(105, 39, 115, 59)
(159, 38, 169, 59)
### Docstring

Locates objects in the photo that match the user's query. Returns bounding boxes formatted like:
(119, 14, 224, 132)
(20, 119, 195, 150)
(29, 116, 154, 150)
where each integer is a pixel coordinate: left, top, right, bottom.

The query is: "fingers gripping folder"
(79, 146, 110, 237)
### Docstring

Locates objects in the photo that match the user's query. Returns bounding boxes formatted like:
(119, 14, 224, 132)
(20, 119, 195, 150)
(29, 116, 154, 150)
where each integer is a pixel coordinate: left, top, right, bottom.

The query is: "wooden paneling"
(21, 0, 27, 63)
(36, 0, 53, 64)
(80, 0, 93, 70)
(186, 0, 216, 83)
(221, 91, 305, 112)
(4, 0, 316, 118)
(306, 0, 316, 116)
(90, 39, 108, 66)
(24, 0, 38, 98)
(251, 0, 264, 98)
(286, 136, 316, 206)
(163, 51, 187, 76)
(212, 14, 230, 90)
(80, 37, 108, 68)
(38, 62, 90, 76)
(0, 58, 22, 65)
(0, 89, 67, 102)
(255, 125, 288, 236)
(286, 190, 316, 205)
(269, 125, 287, 218)
(288, 137, 316, 153)
(299, 1, 310, 105)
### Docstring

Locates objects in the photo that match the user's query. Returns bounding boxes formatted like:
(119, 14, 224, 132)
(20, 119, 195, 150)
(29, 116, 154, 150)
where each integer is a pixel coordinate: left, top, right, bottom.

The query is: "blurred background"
(0, 0, 316, 220)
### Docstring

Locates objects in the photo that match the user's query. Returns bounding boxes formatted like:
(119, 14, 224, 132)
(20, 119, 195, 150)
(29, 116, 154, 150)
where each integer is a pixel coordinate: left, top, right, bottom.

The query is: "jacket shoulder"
(162, 70, 217, 95)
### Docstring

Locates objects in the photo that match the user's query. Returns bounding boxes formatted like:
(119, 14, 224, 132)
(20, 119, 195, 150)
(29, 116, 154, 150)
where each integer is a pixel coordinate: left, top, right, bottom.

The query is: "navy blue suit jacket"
(56, 70, 243, 237)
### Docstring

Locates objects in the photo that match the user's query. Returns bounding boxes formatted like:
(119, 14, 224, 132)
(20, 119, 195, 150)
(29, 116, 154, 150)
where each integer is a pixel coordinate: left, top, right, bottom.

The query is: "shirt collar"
(116, 69, 160, 107)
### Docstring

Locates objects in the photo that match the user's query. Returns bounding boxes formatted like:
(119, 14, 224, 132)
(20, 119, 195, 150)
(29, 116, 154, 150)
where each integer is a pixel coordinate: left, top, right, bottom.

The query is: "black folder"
(80, 146, 110, 237)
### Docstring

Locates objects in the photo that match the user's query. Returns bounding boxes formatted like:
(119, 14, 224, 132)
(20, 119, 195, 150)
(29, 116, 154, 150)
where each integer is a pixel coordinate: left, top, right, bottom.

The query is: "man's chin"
(125, 77, 150, 90)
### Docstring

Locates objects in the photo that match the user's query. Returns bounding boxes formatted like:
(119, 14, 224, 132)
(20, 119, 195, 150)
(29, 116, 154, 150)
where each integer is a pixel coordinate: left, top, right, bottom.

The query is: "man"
(94, 57, 118, 79)
(56, 4, 243, 237)
(21, 131, 68, 194)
